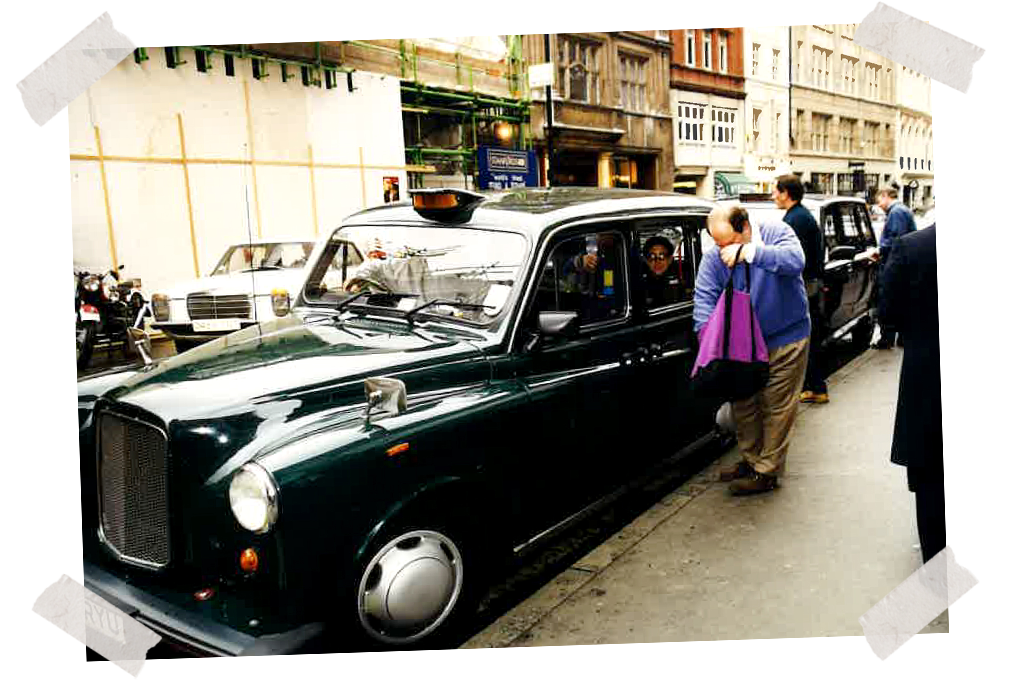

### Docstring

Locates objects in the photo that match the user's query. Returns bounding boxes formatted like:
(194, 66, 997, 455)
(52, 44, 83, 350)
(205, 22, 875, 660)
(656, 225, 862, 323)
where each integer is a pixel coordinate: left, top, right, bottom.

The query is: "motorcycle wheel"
(77, 322, 97, 370)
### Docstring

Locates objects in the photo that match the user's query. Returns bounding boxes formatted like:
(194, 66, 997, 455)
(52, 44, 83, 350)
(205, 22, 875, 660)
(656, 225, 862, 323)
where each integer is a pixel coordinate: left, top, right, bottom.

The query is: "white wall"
(69, 47, 407, 292)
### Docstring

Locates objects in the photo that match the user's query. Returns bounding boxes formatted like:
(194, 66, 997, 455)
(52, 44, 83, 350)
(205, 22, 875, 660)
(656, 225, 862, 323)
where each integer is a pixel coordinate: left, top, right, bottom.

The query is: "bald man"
(693, 205, 810, 495)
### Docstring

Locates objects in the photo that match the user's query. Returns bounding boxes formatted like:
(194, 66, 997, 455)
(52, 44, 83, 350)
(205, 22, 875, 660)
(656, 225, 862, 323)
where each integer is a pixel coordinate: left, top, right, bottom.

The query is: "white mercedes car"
(151, 239, 364, 350)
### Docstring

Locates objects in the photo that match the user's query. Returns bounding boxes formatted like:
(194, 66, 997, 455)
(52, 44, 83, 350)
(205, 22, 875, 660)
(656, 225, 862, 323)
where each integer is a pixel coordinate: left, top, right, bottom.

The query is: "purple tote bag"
(691, 248, 769, 402)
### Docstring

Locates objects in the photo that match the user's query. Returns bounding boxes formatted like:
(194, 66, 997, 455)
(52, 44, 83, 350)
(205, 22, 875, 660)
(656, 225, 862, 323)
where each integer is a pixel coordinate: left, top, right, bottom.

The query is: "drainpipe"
(544, 33, 555, 187)
(788, 26, 793, 158)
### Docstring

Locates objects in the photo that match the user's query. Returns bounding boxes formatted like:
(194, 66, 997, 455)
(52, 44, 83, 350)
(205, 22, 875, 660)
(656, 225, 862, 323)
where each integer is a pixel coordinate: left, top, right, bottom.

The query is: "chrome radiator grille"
(98, 413, 170, 568)
(187, 294, 252, 320)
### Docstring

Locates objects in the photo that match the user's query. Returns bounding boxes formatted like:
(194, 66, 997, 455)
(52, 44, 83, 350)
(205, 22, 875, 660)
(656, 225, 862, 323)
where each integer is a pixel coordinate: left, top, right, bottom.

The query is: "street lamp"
(496, 122, 513, 142)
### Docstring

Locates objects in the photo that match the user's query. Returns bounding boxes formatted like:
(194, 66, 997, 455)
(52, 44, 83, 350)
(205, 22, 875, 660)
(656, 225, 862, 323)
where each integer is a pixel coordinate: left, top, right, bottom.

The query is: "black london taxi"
(78, 188, 732, 655)
(727, 194, 880, 348)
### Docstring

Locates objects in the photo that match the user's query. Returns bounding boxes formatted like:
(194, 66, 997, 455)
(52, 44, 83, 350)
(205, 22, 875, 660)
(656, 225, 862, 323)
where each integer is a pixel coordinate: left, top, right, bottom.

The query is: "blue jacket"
(693, 218, 810, 351)
(880, 201, 917, 255)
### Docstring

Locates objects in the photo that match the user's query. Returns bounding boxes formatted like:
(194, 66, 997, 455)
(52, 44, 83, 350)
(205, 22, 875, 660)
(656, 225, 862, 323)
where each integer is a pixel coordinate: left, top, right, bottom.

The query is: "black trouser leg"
(803, 294, 827, 393)
(915, 477, 946, 563)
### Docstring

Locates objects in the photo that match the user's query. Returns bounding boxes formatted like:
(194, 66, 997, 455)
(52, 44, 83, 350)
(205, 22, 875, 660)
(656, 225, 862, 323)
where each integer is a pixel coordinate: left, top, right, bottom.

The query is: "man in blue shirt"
(872, 186, 917, 349)
(694, 205, 810, 495)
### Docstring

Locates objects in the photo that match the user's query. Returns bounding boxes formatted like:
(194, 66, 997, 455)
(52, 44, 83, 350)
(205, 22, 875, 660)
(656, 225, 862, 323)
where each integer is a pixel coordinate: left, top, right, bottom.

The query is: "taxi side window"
(636, 227, 693, 309)
(823, 212, 840, 253)
(836, 204, 863, 250)
(533, 231, 627, 326)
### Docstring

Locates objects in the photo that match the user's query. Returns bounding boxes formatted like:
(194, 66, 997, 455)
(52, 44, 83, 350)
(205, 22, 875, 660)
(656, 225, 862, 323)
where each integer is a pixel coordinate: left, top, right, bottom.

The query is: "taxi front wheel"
(350, 517, 482, 649)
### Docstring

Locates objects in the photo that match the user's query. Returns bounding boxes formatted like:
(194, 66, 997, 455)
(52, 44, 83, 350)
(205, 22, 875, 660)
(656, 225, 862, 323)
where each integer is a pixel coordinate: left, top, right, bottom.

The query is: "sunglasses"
(646, 253, 671, 262)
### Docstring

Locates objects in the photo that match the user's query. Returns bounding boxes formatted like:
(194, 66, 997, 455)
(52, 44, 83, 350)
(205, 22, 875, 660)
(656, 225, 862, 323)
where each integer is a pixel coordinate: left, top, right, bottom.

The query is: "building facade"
(895, 65, 934, 209)
(341, 21, 531, 191)
(743, 27, 791, 193)
(522, 32, 674, 190)
(669, 28, 749, 198)
(788, 24, 897, 201)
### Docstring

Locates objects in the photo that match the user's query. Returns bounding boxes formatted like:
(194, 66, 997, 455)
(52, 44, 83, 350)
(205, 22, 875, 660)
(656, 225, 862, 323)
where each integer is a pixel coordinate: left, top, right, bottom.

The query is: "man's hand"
(720, 244, 745, 268)
(581, 253, 599, 272)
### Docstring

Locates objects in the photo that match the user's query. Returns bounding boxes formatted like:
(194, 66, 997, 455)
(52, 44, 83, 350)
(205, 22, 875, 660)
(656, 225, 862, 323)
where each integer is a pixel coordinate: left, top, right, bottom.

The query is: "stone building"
(788, 23, 896, 201)
(669, 28, 750, 198)
(895, 65, 934, 209)
(743, 26, 791, 194)
(521, 32, 675, 190)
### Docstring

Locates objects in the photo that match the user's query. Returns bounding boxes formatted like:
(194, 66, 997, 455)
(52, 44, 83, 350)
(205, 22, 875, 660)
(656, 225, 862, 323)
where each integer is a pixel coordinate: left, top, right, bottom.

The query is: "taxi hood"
(102, 314, 488, 424)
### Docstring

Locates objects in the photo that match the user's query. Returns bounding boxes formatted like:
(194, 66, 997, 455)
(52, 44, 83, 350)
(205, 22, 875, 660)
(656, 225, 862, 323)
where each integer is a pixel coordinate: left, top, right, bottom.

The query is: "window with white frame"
(686, 30, 695, 66)
(677, 102, 706, 143)
(556, 35, 601, 104)
(752, 43, 760, 76)
(719, 34, 728, 73)
(772, 49, 780, 80)
(713, 107, 736, 146)
(775, 112, 782, 152)
(812, 113, 830, 152)
(795, 109, 805, 150)
(842, 56, 857, 95)
(704, 33, 712, 70)
(812, 47, 831, 89)
(752, 108, 762, 149)
(619, 53, 648, 112)
(865, 62, 880, 100)
(795, 41, 803, 83)
(840, 118, 856, 154)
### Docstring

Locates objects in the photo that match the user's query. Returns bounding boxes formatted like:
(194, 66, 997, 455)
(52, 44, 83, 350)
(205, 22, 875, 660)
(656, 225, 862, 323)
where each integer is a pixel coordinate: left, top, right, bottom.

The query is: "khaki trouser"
(731, 337, 809, 477)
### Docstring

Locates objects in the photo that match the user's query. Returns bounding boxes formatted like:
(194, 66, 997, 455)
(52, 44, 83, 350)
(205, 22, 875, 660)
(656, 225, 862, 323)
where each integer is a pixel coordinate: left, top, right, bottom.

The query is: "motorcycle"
(75, 265, 148, 369)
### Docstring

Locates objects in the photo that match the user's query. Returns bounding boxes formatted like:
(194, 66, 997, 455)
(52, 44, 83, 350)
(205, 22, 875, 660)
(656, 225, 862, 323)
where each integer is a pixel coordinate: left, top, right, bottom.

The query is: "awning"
(715, 172, 758, 196)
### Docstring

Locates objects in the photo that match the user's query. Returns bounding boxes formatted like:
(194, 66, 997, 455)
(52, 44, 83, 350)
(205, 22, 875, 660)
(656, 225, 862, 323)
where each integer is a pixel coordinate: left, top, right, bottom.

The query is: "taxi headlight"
(271, 289, 291, 317)
(83, 275, 101, 292)
(152, 294, 170, 322)
(228, 463, 279, 534)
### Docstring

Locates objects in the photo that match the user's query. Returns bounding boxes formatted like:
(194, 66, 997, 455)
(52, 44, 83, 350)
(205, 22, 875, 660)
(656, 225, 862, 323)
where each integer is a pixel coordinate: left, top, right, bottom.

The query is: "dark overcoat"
(878, 225, 942, 490)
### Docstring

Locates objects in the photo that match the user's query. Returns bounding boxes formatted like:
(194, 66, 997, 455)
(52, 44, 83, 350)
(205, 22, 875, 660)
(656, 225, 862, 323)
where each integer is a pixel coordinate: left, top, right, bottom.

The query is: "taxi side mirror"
(364, 377, 407, 425)
(538, 311, 579, 338)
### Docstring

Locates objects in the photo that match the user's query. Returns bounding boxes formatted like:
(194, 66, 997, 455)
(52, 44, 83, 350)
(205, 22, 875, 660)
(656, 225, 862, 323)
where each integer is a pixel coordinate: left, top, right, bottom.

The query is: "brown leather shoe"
(719, 460, 754, 482)
(729, 472, 779, 495)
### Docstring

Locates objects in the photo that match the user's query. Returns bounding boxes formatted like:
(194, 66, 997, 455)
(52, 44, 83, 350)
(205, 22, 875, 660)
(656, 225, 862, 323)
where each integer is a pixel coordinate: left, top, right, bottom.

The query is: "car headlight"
(228, 463, 279, 534)
(152, 294, 170, 322)
(83, 275, 101, 292)
(271, 289, 290, 317)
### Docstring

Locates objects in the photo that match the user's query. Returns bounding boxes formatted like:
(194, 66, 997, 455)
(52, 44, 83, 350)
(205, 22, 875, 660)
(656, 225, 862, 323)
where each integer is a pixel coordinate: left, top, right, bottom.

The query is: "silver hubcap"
(357, 529, 463, 644)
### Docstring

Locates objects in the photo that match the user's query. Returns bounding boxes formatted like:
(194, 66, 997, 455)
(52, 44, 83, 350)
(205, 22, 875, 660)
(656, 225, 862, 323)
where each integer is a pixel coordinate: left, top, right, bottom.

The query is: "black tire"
(850, 315, 874, 351)
(172, 338, 203, 353)
(347, 513, 484, 650)
(77, 322, 97, 370)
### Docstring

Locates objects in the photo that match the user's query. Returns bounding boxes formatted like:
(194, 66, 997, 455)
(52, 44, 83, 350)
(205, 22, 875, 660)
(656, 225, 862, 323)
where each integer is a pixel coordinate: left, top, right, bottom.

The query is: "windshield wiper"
(404, 299, 495, 324)
(334, 289, 370, 312)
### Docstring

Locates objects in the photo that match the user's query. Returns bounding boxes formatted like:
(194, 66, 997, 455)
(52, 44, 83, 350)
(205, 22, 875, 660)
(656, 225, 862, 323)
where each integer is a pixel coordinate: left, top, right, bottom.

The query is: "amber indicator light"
(240, 548, 260, 573)
(413, 193, 458, 210)
(386, 442, 410, 457)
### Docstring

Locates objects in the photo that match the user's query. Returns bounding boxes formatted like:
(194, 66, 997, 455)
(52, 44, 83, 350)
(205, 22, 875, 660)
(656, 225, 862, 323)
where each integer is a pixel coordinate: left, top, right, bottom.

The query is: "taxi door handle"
(621, 347, 650, 366)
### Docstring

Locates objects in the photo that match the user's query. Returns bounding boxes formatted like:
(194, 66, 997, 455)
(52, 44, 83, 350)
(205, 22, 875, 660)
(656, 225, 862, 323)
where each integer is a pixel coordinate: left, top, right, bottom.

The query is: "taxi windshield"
(301, 225, 528, 325)
(212, 242, 315, 275)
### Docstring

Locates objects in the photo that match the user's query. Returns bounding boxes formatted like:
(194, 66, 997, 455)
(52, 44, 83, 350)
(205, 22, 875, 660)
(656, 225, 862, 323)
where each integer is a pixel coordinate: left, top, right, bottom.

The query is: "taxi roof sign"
(410, 189, 485, 223)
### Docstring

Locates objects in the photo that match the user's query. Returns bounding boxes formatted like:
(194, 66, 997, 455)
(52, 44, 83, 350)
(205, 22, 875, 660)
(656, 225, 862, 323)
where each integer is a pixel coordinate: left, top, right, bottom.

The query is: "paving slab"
(463, 347, 945, 648)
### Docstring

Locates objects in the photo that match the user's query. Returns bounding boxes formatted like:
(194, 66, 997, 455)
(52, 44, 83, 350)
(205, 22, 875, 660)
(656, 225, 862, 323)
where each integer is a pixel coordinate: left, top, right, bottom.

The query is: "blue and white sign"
(477, 147, 539, 190)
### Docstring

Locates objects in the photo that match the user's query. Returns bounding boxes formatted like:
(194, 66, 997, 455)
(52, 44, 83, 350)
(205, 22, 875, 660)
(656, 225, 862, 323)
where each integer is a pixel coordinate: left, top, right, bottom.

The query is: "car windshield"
(302, 225, 528, 325)
(212, 242, 315, 275)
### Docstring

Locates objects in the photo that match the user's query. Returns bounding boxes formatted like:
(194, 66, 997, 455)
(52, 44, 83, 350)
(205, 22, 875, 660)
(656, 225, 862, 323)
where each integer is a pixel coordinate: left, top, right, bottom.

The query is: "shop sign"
(477, 147, 539, 190)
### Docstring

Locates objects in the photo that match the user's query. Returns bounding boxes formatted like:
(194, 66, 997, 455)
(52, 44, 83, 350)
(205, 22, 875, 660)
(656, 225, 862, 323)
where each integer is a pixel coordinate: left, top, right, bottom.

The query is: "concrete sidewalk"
(463, 348, 946, 648)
